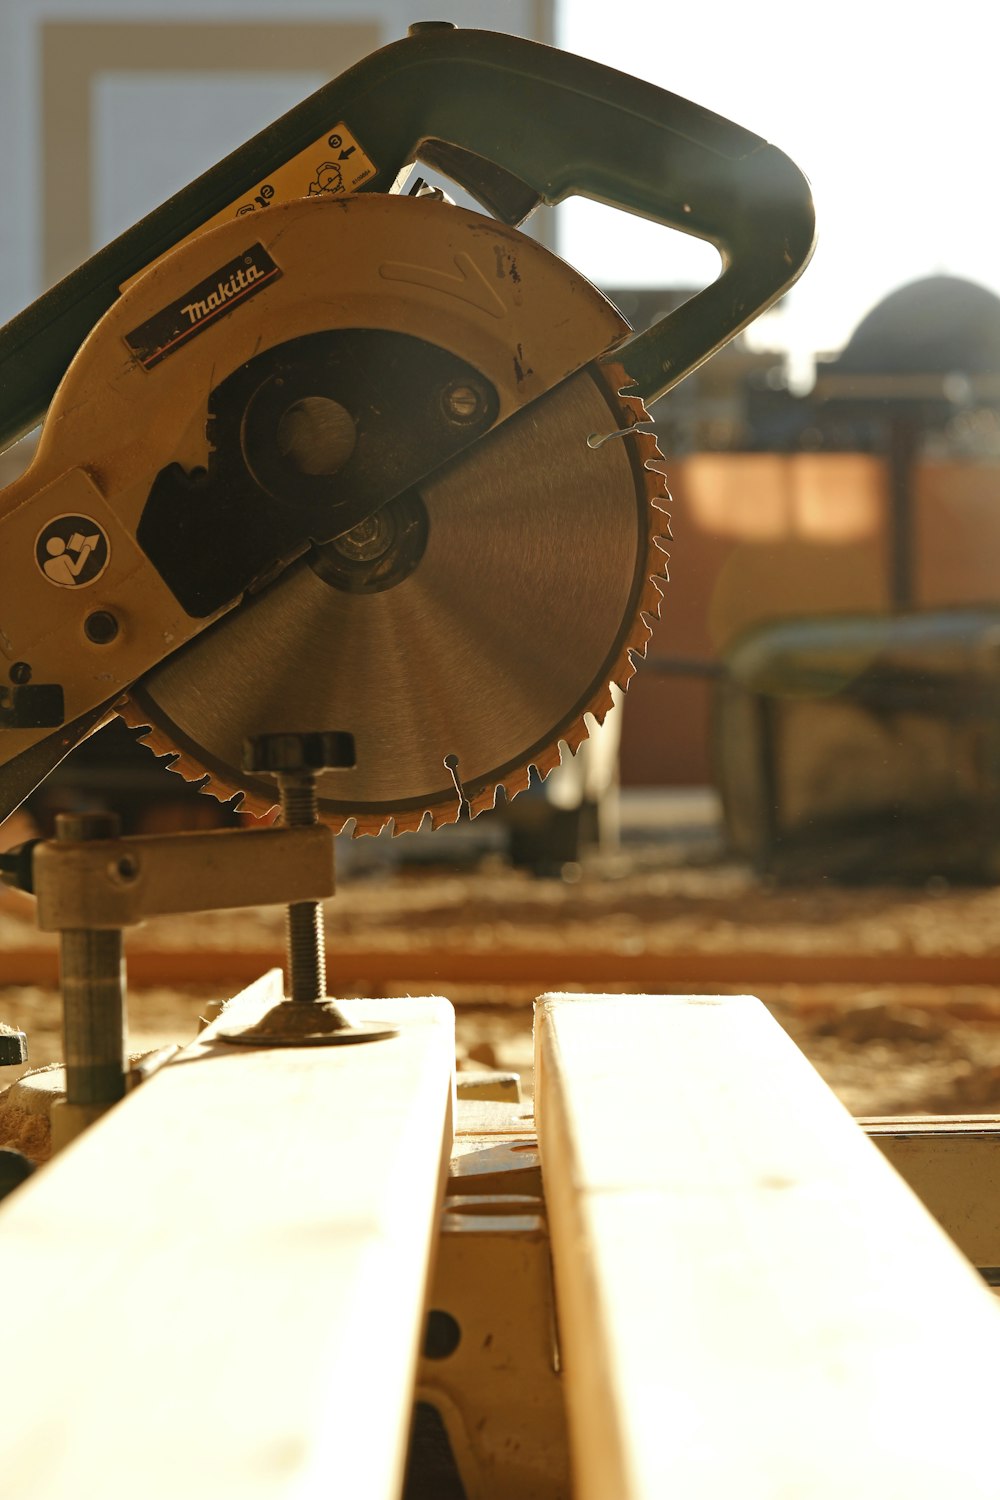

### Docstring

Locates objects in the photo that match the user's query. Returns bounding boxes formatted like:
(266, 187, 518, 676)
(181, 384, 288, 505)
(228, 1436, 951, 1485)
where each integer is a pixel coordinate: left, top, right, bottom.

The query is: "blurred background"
(5, 0, 1000, 1113)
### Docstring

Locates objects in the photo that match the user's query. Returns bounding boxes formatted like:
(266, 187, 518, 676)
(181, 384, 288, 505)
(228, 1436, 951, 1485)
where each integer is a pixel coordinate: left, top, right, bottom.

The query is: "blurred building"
(617, 275, 1000, 788)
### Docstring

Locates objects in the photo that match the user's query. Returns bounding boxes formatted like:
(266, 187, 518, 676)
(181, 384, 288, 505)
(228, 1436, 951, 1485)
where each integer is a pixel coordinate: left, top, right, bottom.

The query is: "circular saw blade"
(123, 363, 668, 833)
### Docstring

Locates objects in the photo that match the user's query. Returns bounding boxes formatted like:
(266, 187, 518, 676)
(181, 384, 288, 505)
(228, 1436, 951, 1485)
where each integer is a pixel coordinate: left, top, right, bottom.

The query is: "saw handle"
(380, 28, 816, 407)
(0, 26, 813, 447)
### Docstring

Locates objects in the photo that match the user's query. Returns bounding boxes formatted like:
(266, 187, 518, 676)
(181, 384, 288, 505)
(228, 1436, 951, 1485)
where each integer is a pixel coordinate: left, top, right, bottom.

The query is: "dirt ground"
(6, 803, 1000, 1119)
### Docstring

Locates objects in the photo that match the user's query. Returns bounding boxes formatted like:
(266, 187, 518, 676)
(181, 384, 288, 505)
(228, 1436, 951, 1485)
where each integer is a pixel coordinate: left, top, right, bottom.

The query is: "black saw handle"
(0, 24, 814, 448)
(368, 26, 816, 405)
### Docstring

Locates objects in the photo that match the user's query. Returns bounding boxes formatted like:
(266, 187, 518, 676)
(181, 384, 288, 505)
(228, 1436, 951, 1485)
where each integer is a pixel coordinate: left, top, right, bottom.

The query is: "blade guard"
(0, 25, 814, 449)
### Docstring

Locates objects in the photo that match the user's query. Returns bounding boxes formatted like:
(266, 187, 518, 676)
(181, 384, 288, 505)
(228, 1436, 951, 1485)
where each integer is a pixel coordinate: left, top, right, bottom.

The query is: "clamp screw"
(223, 733, 394, 1047)
(243, 732, 354, 1002)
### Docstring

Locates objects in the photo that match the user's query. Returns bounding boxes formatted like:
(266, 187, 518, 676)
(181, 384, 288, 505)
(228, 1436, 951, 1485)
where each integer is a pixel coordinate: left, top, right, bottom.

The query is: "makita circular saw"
(0, 24, 814, 834)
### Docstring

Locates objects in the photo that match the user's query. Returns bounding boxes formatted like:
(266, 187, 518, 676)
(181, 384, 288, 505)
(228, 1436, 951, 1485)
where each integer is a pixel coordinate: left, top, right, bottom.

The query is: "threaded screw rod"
(279, 773, 326, 1003)
(242, 732, 355, 1006)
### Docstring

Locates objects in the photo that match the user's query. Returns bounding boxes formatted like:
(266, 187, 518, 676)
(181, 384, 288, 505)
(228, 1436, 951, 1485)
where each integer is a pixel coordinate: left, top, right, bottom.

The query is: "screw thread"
(278, 772, 325, 1002)
(280, 779, 318, 828)
(286, 902, 326, 1002)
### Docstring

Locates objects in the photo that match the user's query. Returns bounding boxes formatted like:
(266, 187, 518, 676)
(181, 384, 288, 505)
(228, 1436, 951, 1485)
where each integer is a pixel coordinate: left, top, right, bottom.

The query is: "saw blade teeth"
(614, 660, 639, 694)
(350, 813, 391, 839)
(586, 684, 616, 727)
(429, 804, 461, 832)
(467, 785, 499, 820)
(631, 427, 663, 460)
(531, 743, 563, 779)
(560, 722, 588, 756)
(640, 578, 666, 623)
(391, 808, 426, 836)
(502, 766, 532, 799)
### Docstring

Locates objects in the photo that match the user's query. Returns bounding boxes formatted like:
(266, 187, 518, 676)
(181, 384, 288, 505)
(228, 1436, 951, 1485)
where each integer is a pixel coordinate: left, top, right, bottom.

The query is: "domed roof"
(835, 275, 1000, 376)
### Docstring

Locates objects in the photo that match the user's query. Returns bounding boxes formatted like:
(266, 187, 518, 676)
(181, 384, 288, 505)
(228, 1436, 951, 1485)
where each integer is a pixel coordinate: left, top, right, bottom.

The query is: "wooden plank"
(535, 993, 1000, 1500)
(8, 944, 1000, 994)
(0, 973, 455, 1500)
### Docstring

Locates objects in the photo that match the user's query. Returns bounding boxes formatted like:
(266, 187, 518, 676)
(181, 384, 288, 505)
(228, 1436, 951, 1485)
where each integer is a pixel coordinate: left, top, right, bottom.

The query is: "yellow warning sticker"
(121, 123, 377, 292)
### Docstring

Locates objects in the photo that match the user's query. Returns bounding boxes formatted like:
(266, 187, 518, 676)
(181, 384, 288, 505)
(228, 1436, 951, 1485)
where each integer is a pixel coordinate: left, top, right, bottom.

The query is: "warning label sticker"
(121, 123, 378, 292)
(235, 123, 377, 212)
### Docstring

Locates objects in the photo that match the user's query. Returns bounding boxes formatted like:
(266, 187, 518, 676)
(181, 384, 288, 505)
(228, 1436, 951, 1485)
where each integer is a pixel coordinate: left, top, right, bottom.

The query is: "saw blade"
(122, 361, 668, 834)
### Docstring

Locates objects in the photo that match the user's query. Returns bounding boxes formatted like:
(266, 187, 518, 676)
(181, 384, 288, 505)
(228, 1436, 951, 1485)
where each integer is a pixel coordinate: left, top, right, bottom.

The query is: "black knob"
(0, 1022, 28, 1067)
(242, 731, 355, 777)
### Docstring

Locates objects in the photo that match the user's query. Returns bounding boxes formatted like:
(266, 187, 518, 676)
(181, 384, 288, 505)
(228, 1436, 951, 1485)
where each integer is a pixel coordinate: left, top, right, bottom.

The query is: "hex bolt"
(243, 733, 355, 1003)
(55, 812, 127, 1107)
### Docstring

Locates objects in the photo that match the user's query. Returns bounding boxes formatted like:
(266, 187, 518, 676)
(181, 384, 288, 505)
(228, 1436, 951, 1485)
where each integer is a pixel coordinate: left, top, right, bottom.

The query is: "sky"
(556, 1, 1000, 385)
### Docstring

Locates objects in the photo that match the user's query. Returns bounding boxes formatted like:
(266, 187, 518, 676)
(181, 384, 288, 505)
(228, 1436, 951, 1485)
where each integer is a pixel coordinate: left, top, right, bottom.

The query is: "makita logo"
(124, 243, 281, 370)
(180, 262, 266, 325)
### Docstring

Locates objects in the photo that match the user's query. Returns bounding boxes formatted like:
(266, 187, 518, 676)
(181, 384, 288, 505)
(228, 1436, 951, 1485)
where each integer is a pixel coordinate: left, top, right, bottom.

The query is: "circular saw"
(0, 25, 814, 832)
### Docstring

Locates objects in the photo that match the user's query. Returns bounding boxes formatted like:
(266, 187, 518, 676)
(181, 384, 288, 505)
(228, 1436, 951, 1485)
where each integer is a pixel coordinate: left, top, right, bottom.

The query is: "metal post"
(56, 812, 126, 1112)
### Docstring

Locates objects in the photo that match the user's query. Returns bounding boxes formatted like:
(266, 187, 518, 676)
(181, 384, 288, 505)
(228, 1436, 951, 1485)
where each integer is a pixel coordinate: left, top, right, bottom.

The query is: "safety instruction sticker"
(36, 515, 110, 589)
(200, 120, 378, 228)
(121, 123, 377, 292)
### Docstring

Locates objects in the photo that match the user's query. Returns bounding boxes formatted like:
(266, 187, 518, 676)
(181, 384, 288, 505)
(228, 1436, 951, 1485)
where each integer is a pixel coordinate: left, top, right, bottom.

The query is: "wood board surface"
(0, 974, 455, 1500)
(535, 992, 1000, 1500)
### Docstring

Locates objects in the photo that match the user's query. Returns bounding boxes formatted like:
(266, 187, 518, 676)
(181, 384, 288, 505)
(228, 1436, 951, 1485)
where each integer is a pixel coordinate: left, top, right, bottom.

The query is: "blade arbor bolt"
(243, 732, 355, 1003)
(332, 512, 394, 563)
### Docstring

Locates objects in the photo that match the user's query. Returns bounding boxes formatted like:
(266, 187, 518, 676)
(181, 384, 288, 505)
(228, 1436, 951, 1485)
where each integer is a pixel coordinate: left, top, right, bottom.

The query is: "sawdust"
(0, 1077, 56, 1163)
